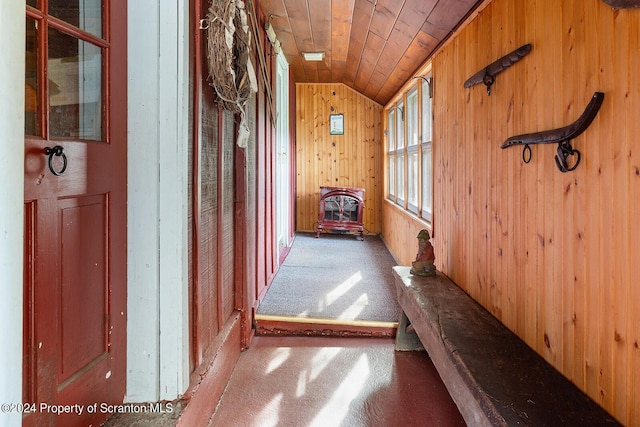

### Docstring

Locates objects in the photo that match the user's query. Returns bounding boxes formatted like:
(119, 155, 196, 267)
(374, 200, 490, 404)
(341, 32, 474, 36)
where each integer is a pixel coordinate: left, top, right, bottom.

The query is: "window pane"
(49, 0, 102, 37)
(27, 0, 38, 8)
(396, 101, 404, 149)
(422, 78, 432, 143)
(388, 154, 395, 198)
(407, 89, 418, 146)
(48, 27, 103, 140)
(397, 153, 404, 201)
(408, 151, 418, 210)
(422, 144, 433, 219)
(388, 109, 395, 151)
(25, 17, 39, 136)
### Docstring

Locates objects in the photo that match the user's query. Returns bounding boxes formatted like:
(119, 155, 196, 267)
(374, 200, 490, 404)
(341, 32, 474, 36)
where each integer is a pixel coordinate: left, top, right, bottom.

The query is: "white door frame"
(275, 52, 290, 256)
(0, 3, 25, 425)
(126, 0, 190, 402)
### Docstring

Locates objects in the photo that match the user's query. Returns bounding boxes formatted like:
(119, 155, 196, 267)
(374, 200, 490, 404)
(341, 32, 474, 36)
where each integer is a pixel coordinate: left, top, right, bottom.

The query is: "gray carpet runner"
(257, 233, 401, 323)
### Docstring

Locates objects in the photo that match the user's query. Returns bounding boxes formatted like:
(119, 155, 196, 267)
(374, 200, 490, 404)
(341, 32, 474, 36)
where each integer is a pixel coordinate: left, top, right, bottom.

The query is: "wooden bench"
(392, 266, 620, 427)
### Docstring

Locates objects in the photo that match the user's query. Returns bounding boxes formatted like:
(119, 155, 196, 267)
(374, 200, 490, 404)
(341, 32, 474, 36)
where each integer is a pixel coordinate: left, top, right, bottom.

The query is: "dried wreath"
(204, 0, 257, 145)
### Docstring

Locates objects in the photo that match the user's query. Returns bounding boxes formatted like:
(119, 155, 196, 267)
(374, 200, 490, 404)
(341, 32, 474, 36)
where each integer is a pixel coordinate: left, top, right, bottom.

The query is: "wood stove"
(316, 186, 365, 240)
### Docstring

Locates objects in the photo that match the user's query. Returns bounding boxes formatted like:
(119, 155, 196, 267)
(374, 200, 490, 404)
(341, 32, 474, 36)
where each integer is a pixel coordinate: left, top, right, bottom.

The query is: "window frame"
(26, 2, 109, 143)
(385, 68, 433, 225)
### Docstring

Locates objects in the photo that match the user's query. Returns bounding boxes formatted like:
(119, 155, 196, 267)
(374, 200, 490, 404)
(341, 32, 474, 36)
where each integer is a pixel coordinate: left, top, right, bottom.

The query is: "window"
(387, 109, 396, 198)
(385, 70, 433, 223)
(406, 88, 419, 213)
(26, 1, 106, 141)
(421, 75, 433, 220)
(396, 100, 405, 204)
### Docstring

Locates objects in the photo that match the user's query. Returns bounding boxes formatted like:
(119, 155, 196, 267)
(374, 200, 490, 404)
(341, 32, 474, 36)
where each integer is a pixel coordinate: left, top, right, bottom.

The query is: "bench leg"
(395, 311, 425, 351)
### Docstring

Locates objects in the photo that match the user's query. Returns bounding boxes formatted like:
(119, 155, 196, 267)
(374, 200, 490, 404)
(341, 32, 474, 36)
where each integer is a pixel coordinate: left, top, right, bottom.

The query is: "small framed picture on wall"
(330, 114, 344, 135)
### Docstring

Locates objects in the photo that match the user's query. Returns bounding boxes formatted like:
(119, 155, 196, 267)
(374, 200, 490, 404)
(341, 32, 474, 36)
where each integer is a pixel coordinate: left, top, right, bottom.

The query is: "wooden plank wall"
(385, 0, 640, 423)
(381, 200, 430, 264)
(189, 9, 240, 372)
(296, 83, 382, 234)
(253, 1, 279, 303)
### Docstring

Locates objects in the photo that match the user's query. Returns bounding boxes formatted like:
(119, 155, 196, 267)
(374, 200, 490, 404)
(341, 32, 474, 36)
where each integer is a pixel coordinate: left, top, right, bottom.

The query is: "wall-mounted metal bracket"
(501, 92, 605, 173)
(388, 104, 404, 121)
(601, 0, 640, 8)
(413, 75, 433, 98)
(464, 44, 532, 95)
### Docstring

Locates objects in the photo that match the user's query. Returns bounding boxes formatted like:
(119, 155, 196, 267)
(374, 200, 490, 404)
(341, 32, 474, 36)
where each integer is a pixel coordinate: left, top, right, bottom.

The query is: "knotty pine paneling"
(380, 200, 426, 264)
(382, 0, 640, 424)
(296, 83, 382, 234)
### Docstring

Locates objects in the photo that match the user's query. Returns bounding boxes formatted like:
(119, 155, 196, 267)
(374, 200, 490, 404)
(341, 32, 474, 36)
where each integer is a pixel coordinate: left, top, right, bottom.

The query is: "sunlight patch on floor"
(296, 368, 308, 398)
(309, 353, 371, 427)
(254, 392, 283, 427)
(337, 293, 369, 321)
(308, 347, 342, 382)
(265, 347, 291, 374)
(325, 271, 362, 305)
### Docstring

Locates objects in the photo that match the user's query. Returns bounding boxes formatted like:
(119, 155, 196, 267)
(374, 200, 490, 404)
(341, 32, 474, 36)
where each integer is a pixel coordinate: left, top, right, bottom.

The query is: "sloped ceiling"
(259, 0, 483, 105)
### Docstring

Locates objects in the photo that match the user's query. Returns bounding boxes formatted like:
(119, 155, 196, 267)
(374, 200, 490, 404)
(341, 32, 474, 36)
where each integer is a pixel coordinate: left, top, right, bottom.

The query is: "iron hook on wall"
(501, 92, 604, 173)
(464, 44, 532, 96)
(44, 145, 67, 176)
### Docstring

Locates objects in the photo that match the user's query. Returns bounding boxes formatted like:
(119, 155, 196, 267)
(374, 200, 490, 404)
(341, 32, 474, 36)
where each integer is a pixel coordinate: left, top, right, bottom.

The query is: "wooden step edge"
(255, 314, 398, 338)
(255, 314, 398, 328)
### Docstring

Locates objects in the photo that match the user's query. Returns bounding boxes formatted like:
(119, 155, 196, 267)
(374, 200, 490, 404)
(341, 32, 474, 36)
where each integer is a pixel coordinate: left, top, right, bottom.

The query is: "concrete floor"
(102, 335, 465, 426)
(208, 336, 465, 427)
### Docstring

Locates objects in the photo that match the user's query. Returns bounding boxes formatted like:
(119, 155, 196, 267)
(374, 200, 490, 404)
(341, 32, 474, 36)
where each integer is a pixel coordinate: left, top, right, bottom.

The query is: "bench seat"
(392, 266, 620, 427)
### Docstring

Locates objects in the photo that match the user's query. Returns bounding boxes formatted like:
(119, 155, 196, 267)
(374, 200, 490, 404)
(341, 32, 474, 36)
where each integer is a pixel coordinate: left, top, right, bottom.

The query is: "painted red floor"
(208, 336, 465, 427)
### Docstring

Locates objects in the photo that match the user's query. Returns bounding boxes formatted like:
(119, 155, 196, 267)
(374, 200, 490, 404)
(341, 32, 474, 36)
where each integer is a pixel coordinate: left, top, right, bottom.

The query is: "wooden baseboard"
(177, 313, 242, 427)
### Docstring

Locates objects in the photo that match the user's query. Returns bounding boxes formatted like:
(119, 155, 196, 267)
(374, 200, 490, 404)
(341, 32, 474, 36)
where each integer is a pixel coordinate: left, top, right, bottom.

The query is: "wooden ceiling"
(259, 0, 482, 105)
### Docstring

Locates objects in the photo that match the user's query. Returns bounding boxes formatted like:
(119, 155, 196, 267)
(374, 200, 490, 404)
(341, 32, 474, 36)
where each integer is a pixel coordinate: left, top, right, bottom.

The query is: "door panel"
(59, 195, 108, 383)
(24, 1, 127, 426)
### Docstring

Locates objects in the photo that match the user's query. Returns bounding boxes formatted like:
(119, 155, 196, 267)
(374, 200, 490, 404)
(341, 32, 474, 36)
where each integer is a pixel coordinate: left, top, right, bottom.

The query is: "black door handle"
(44, 146, 67, 176)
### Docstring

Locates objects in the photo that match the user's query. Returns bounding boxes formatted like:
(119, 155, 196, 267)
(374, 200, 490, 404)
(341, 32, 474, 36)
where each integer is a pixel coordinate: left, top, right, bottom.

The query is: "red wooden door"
(24, 1, 127, 426)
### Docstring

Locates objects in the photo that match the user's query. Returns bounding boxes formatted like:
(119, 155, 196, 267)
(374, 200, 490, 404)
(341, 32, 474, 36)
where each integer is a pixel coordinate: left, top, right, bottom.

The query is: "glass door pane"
(48, 27, 103, 140)
(49, 0, 102, 37)
(25, 17, 39, 136)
